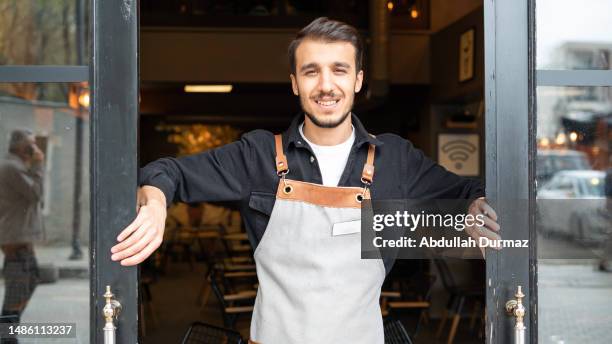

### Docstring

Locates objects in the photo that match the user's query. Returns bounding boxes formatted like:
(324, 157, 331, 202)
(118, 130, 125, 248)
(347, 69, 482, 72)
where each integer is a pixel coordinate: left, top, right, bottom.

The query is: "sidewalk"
(0, 246, 89, 279)
(538, 262, 612, 344)
(0, 279, 90, 343)
(0, 246, 90, 343)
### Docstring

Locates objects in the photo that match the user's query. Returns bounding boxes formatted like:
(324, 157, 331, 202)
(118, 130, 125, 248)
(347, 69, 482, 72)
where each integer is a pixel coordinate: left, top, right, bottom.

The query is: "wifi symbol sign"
(441, 139, 477, 170)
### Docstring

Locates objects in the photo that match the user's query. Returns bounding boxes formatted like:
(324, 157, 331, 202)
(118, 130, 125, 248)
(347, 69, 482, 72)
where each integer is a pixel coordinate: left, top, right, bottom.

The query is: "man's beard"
(300, 94, 352, 128)
(303, 110, 351, 128)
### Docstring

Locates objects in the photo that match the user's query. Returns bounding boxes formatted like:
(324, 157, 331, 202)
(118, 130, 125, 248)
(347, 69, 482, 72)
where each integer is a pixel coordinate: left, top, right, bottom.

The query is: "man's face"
(13, 134, 36, 162)
(290, 39, 363, 128)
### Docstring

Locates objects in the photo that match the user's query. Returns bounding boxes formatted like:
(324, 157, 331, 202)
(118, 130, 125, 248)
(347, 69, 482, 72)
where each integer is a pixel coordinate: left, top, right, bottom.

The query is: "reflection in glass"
(0, 0, 90, 65)
(0, 83, 90, 343)
(536, 86, 611, 343)
(537, 0, 612, 70)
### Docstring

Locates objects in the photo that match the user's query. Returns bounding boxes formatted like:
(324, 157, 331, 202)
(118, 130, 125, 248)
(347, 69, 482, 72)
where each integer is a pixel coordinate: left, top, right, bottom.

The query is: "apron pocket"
(332, 220, 361, 236)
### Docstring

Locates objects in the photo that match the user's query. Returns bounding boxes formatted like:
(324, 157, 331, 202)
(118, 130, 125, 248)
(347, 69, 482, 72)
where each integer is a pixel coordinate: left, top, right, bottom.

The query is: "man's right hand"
(110, 186, 167, 266)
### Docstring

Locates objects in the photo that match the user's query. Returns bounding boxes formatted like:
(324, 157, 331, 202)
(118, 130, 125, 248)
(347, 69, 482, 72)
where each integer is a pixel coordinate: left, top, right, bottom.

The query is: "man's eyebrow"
(299, 62, 352, 72)
(333, 62, 351, 69)
(299, 63, 319, 72)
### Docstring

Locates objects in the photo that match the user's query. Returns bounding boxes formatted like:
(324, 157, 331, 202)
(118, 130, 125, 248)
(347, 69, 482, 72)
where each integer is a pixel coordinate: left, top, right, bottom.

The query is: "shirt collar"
(283, 112, 383, 151)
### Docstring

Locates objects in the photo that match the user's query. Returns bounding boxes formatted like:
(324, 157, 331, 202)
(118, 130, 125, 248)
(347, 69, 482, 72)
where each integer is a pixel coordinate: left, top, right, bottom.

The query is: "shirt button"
(297, 140, 302, 145)
(310, 156, 315, 163)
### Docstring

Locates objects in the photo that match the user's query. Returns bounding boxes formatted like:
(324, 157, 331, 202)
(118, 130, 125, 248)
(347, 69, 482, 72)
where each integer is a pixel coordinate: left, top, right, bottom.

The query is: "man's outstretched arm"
(110, 134, 254, 266)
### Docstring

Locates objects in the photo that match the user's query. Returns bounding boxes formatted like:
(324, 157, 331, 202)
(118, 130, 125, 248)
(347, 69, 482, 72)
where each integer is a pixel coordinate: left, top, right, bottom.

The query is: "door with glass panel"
(535, 1, 612, 343)
(485, 0, 612, 343)
(0, 1, 138, 343)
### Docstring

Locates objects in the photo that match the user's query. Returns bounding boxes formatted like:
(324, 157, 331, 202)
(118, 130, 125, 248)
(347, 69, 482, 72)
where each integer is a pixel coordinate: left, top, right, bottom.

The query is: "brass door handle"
(505, 285, 526, 344)
(102, 285, 122, 344)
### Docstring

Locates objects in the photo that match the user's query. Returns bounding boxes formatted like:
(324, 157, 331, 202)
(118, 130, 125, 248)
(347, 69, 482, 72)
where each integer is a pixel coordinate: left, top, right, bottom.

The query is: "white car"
(537, 170, 610, 243)
(536, 149, 591, 186)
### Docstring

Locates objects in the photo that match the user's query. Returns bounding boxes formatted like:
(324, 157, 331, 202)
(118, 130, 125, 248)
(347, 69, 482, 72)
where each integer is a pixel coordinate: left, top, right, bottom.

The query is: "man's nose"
(317, 70, 334, 93)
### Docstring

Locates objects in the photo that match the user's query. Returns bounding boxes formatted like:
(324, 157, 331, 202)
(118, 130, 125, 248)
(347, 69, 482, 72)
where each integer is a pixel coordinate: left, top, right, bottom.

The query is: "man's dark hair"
(288, 17, 364, 74)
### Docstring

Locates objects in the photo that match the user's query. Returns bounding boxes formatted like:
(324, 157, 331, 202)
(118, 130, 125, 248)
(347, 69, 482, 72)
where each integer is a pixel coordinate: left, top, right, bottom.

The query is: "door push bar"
(103, 285, 122, 344)
(505, 285, 526, 344)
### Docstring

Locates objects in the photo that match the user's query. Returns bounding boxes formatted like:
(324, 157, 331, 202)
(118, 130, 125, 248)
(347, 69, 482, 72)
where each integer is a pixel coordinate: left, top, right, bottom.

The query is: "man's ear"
(290, 74, 299, 96)
(354, 70, 364, 93)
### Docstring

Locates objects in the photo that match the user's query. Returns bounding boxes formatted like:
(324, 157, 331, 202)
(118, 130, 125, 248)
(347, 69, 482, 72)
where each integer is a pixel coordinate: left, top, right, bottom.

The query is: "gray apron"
(249, 135, 386, 344)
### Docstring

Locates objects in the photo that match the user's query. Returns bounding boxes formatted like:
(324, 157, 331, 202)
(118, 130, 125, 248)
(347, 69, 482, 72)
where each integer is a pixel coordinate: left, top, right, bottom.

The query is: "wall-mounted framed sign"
(458, 28, 475, 82)
(438, 133, 479, 176)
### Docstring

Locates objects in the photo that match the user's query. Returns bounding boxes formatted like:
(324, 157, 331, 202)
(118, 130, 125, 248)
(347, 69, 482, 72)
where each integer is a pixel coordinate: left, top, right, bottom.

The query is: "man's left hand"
(466, 197, 501, 257)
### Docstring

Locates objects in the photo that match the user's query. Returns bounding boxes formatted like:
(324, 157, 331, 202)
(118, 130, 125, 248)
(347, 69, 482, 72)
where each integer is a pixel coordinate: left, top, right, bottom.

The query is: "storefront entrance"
(0, 0, 610, 343)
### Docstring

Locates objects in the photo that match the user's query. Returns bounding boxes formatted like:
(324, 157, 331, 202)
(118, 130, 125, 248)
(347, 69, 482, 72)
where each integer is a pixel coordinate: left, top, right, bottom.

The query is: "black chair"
(384, 317, 414, 344)
(381, 260, 434, 339)
(181, 322, 246, 344)
(433, 259, 484, 344)
(207, 266, 257, 329)
(197, 228, 256, 308)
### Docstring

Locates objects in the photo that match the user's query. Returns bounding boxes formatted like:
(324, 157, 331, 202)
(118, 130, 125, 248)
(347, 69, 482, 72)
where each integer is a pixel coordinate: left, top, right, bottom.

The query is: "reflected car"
(536, 149, 591, 186)
(537, 170, 610, 243)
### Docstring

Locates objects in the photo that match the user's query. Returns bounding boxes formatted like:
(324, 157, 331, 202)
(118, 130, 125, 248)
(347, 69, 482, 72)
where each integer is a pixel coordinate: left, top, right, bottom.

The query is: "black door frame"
(484, 0, 536, 342)
(91, 0, 139, 342)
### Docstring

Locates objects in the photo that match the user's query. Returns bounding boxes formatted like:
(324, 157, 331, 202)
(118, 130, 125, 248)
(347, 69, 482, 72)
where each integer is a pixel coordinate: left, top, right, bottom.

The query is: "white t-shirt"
(299, 122, 355, 187)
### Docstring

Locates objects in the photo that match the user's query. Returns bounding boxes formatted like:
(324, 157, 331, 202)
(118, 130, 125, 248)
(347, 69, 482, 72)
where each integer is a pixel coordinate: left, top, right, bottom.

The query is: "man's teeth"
(317, 100, 338, 106)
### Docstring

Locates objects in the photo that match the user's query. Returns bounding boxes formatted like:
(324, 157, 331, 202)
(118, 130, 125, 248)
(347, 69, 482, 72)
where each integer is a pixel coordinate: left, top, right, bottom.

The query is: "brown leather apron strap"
(274, 134, 288, 175)
(361, 143, 376, 185)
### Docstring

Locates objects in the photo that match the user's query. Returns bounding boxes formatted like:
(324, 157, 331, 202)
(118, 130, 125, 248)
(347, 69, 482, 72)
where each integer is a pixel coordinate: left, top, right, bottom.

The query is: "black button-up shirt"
(139, 113, 485, 272)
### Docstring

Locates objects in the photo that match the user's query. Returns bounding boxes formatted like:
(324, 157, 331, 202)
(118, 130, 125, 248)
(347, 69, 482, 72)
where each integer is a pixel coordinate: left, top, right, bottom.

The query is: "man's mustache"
(312, 92, 339, 100)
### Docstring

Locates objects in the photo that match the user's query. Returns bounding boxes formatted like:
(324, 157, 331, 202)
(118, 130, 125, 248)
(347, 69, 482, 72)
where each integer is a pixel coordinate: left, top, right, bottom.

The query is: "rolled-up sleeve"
(138, 133, 253, 205)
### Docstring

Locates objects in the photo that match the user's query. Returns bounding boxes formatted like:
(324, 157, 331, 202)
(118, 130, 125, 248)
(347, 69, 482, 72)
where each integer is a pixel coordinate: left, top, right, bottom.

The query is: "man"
(111, 17, 500, 343)
(0, 129, 44, 342)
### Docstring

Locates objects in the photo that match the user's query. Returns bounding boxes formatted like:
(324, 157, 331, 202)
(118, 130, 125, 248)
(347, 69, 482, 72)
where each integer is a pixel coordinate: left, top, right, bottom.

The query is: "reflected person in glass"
(0, 129, 44, 342)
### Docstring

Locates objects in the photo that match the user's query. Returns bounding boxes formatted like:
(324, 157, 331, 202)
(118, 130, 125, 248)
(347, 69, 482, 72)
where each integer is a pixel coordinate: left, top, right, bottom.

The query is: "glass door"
(0, 0, 140, 342)
(485, 1, 612, 343)
(535, 1, 612, 343)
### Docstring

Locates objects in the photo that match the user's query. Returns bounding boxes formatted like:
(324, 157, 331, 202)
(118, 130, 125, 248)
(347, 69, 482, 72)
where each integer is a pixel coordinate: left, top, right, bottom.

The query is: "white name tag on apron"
(332, 220, 361, 236)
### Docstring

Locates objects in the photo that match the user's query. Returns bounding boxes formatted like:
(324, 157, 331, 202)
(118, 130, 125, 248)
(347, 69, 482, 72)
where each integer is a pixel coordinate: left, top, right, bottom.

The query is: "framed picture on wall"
(458, 28, 475, 82)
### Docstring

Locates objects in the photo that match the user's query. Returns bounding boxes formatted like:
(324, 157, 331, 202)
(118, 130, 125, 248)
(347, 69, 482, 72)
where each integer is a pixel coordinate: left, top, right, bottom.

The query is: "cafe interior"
(138, 1, 488, 343)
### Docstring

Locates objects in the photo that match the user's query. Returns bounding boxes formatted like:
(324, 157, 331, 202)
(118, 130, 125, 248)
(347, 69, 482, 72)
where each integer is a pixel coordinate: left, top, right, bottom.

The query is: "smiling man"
(111, 17, 500, 343)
